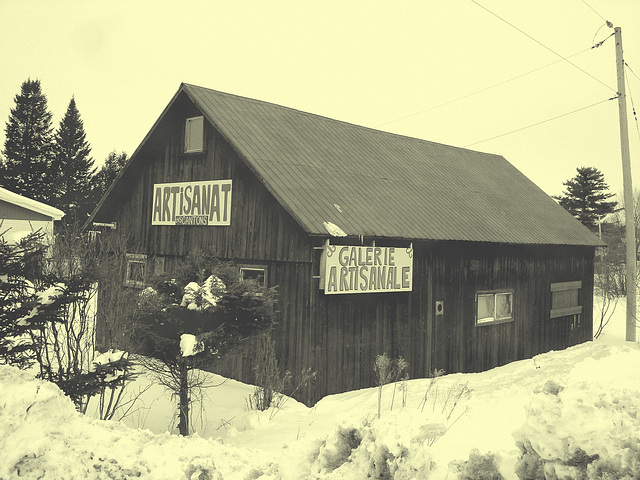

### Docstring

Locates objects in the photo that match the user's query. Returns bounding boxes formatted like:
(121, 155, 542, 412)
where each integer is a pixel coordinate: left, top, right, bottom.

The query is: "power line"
(581, 0, 610, 24)
(624, 68, 640, 142)
(591, 24, 612, 48)
(469, 0, 617, 94)
(625, 62, 640, 83)
(463, 96, 617, 147)
(375, 47, 593, 128)
(592, 30, 614, 50)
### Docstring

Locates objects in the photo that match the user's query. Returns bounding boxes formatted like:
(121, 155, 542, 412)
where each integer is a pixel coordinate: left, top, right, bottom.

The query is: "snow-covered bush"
(308, 412, 440, 479)
(133, 250, 277, 435)
(450, 449, 504, 480)
(514, 378, 640, 479)
(1, 226, 137, 414)
(0, 231, 47, 368)
(91, 349, 138, 420)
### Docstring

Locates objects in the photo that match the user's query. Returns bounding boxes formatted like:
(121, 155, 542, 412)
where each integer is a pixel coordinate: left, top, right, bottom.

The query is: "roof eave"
(0, 187, 65, 220)
(85, 84, 190, 229)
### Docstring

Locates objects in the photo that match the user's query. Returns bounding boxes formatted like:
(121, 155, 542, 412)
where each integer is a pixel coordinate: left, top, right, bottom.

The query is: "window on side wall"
(550, 281, 582, 318)
(125, 253, 147, 287)
(476, 290, 513, 326)
(184, 116, 204, 153)
(239, 266, 266, 287)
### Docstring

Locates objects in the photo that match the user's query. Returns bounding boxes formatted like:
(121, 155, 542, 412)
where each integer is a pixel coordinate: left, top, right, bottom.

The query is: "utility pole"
(614, 26, 637, 342)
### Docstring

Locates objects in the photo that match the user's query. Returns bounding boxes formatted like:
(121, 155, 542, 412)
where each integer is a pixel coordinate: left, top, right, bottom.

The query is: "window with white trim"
(476, 290, 513, 326)
(184, 116, 204, 153)
(240, 266, 266, 287)
(125, 253, 147, 287)
(550, 281, 582, 318)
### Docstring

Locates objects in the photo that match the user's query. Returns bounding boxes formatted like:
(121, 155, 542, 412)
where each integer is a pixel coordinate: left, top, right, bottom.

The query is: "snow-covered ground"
(1, 299, 639, 479)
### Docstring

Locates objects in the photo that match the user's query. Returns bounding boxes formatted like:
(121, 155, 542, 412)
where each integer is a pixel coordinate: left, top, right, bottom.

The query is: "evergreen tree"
(1, 227, 136, 413)
(1, 79, 56, 203)
(554, 167, 618, 231)
(53, 97, 96, 224)
(0, 231, 47, 369)
(134, 251, 276, 435)
(91, 150, 127, 201)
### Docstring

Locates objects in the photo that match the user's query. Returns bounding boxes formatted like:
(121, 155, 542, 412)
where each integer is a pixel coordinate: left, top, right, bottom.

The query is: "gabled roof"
(92, 83, 602, 247)
(0, 186, 64, 220)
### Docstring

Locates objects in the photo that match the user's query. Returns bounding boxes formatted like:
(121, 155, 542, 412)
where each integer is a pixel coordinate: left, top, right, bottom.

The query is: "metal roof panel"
(159, 84, 602, 246)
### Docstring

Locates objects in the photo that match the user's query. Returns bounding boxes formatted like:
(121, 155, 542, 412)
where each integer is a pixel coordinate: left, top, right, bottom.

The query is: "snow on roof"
(0, 187, 64, 220)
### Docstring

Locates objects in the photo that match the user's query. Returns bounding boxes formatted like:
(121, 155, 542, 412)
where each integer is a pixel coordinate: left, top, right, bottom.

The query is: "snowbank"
(0, 366, 272, 480)
(3, 341, 640, 479)
(513, 349, 640, 479)
(2, 300, 640, 479)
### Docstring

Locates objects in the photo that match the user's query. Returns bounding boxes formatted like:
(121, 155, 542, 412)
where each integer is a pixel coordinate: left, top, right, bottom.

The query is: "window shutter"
(185, 116, 204, 153)
(550, 281, 582, 318)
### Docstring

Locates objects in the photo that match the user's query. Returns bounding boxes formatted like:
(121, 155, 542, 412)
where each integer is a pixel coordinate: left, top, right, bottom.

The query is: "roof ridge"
(181, 83, 501, 159)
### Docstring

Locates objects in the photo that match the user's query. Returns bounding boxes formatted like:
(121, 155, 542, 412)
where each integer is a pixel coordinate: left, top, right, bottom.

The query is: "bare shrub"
(373, 353, 409, 419)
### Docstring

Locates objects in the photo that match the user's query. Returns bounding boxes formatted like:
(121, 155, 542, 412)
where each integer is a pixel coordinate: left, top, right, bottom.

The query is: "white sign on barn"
(323, 244, 413, 294)
(151, 180, 232, 226)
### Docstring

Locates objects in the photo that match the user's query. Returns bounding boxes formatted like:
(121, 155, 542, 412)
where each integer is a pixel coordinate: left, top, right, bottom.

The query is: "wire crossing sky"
(0, 0, 638, 198)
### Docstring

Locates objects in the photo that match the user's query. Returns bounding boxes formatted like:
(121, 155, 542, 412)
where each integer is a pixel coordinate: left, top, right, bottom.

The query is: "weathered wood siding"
(298, 240, 594, 403)
(95, 92, 596, 406)
(94, 93, 315, 385)
(102, 93, 311, 264)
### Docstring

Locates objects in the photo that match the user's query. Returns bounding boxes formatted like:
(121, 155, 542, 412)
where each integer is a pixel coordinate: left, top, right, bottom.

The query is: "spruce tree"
(554, 167, 618, 230)
(1, 227, 136, 413)
(134, 251, 276, 435)
(91, 150, 127, 203)
(1, 79, 56, 203)
(53, 97, 96, 224)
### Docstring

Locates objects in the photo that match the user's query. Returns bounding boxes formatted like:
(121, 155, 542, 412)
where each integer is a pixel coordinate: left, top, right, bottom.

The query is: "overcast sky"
(1, 0, 639, 199)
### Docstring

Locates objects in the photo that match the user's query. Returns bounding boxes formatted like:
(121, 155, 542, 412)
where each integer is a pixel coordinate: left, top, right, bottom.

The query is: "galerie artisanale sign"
(152, 180, 232, 226)
(323, 245, 413, 294)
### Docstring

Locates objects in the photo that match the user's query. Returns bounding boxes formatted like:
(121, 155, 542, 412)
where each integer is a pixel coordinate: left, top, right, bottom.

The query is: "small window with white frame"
(476, 290, 513, 326)
(125, 253, 147, 287)
(184, 116, 204, 153)
(239, 266, 266, 287)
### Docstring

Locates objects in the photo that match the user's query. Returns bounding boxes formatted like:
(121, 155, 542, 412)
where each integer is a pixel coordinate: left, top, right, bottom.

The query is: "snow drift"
(3, 341, 640, 479)
(0, 366, 271, 480)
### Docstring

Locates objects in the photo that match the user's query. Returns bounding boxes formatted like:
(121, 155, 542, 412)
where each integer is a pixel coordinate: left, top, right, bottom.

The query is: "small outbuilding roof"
(0, 186, 64, 221)
(93, 83, 602, 247)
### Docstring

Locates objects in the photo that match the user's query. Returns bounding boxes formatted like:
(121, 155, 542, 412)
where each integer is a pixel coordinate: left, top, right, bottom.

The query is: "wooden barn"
(89, 83, 602, 404)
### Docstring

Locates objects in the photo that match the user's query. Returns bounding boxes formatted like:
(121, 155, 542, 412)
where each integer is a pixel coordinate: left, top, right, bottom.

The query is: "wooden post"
(615, 27, 637, 342)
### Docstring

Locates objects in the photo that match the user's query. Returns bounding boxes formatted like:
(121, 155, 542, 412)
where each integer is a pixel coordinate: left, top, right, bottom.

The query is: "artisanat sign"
(323, 244, 413, 294)
(152, 180, 232, 226)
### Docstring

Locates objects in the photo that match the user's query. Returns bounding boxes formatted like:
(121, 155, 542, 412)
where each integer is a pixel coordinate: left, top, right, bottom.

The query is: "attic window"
(185, 116, 204, 153)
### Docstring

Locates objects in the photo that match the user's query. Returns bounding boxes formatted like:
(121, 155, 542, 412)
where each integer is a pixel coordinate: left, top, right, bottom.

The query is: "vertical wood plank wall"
(302, 241, 594, 404)
(107, 96, 311, 266)
(96, 94, 596, 405)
